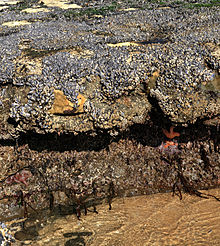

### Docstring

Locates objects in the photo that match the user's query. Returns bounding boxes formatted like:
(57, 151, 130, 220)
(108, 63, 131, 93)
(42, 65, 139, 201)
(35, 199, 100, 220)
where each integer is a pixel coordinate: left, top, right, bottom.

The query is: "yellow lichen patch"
(201, 73, 220, 92)
(126, 51, 142, 64)
(107, 42, 139, 47)
(22, 7, 50, 13)
(92, 15, 104, 18)
(151, 71, 160, 79)
(157, 6, 171, 10)
(0, 6, 8, 10)
(2, 20, 31, 27)
(75, 93, 86, 113)
(48, 90, 74, 115)
(42, 0, 82, 9)
(146, 71, 160, 93)
(15, 55, 42, 76)
(15, 43, 43, 76)
(67, 48, 94, 58)
(0, 0, 19, 4)
(126, 56, 132, 64)
(212, 74, 220, 91)
(211, 46, 220, 60)
(119, 8, 137, 11)
(48, 90, 86, 115)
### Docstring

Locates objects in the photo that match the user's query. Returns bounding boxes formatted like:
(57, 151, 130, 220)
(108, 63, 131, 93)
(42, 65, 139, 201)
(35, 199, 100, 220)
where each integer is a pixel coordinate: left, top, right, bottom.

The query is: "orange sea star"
(163, 141, 178, 148)
(162, 126, 180, 139)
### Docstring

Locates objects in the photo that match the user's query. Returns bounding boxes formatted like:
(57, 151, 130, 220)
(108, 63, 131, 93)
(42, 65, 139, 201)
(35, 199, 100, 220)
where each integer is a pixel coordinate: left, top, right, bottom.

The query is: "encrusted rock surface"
(0, 2, 219, 244)
(0, 1, 219, 138)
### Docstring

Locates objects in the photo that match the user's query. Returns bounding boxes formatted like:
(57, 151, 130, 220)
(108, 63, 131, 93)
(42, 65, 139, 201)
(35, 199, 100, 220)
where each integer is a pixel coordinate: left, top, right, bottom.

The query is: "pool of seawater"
(2, 188, 220, 245)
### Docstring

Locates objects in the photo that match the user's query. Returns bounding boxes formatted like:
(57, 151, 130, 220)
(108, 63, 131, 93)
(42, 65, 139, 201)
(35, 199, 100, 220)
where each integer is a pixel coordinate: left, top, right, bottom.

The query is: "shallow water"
(5, 188, 220, 245)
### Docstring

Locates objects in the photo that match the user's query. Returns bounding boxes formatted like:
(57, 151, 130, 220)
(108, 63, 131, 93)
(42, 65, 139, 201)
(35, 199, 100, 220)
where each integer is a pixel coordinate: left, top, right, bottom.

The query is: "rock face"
(0, 1, 219, 138)
(0, 1, 219, 239)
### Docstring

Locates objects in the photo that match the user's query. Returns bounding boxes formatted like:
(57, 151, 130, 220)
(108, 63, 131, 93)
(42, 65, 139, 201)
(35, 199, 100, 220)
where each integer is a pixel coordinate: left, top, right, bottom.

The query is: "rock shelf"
(0, 1, 219, 244)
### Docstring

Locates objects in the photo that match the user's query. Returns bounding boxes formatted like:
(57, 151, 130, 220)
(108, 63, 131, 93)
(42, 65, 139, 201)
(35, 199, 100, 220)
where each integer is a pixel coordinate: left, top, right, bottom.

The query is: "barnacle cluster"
(0, 35, 20, 85)
(0, 2, 219, 136)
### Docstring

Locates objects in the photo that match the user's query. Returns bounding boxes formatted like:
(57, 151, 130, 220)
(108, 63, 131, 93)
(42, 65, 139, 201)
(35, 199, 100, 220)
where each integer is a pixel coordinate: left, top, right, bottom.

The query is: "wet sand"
(18, 188, 220, 246)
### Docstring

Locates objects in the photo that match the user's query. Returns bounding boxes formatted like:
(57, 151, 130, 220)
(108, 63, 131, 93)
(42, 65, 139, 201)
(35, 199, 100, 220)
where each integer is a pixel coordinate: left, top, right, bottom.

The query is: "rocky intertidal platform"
(0, 1, 219, 138)
(0, 1, 219, 239)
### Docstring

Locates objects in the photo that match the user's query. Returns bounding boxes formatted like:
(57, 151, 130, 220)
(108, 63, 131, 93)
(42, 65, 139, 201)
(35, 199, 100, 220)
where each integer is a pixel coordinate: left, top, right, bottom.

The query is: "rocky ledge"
(0, 0, 219, 138)
(0, 0, 219, 235)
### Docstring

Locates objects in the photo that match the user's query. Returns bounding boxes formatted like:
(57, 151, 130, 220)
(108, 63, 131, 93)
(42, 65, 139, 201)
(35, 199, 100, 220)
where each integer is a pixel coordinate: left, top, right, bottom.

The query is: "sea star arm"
(162, 126, 180, 139)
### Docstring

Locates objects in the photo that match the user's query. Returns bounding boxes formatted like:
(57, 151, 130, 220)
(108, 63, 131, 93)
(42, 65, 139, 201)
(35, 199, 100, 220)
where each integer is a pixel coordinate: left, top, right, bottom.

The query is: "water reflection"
(64, 232, 93, 246)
